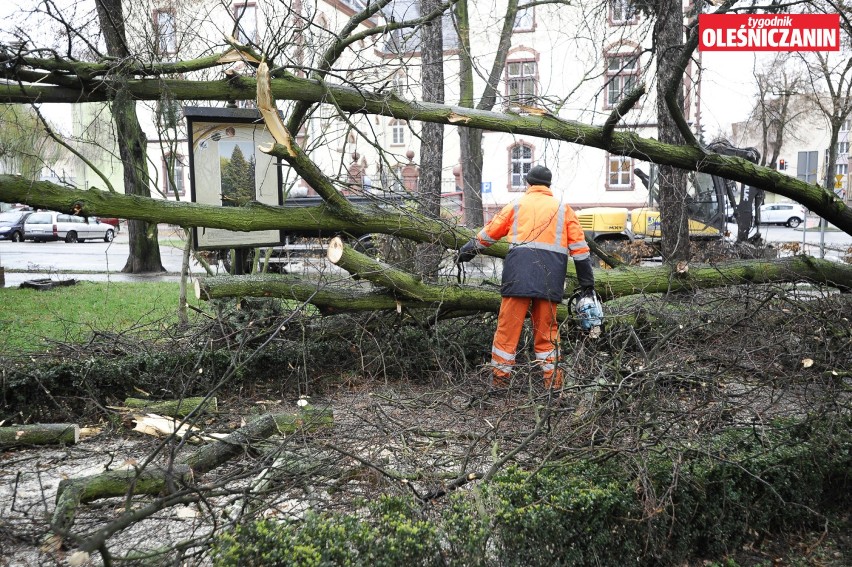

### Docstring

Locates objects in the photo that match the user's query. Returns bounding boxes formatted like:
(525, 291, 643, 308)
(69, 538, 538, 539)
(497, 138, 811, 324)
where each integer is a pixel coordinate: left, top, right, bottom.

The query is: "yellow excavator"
(576, 141, 760, 262)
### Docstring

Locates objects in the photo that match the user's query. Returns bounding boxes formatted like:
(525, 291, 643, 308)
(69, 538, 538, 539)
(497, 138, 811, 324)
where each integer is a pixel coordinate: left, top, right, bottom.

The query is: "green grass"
(0, 281, 206, 353)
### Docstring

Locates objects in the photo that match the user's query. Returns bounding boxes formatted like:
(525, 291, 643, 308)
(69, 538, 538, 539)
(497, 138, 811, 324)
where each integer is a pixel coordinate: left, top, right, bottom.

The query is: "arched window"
(604, 47, 640, 108)
(509, 143, 534, 191)
(505, 48, 539, 104)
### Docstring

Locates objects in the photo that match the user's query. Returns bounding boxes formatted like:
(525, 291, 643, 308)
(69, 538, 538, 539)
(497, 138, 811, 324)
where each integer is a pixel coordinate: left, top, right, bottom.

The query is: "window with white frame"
(513, 7, 534, 31)
(506, 59, 537, 104)
(607, 154, 632, 189)
(233, 2, 257, 44)
(605, 51, 639, 108)
(390, 119, 406, 145)
(837, 163, 849, 175)
(164, 155, 185, 195)
(391, 72, 407, 97)
(154, 9, 177, 56)
(509, 143, 533, 190)
(837, 140, 849, 154)
(841, 119, 850, 132)
(610, 0, 637, 24)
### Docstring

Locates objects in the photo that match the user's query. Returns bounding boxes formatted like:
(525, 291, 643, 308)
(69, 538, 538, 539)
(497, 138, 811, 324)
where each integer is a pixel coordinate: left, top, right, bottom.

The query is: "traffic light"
(779, 159, 787, 170)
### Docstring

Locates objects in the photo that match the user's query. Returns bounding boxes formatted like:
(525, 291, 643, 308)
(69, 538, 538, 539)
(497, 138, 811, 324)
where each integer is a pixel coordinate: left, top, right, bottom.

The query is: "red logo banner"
(699, 14, 840, 51)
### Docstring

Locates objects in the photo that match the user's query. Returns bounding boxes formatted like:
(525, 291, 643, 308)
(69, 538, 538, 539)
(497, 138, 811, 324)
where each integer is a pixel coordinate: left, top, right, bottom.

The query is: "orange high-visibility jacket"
(474, 185, 591, 302)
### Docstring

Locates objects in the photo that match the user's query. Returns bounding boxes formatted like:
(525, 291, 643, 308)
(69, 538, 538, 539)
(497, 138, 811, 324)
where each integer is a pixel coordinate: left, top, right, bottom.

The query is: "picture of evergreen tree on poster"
(219, 139, 257, 206)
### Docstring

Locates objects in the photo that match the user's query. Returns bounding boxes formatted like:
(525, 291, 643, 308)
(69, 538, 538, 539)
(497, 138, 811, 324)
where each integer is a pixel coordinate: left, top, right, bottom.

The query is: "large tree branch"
(1, 69, 850, 233)
(0, 174, 482, 250)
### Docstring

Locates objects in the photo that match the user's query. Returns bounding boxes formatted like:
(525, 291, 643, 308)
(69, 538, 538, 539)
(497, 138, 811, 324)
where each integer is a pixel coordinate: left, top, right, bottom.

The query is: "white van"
(24, 211, 116, 243)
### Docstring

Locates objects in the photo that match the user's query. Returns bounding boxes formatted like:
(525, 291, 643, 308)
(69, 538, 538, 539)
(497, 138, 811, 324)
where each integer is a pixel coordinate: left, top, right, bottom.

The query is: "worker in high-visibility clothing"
(456, 165, 595, 390)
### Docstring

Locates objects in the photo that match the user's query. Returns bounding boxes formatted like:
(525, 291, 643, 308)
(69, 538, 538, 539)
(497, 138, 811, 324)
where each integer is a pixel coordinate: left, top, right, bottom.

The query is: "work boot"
(543, 369, 563, 390)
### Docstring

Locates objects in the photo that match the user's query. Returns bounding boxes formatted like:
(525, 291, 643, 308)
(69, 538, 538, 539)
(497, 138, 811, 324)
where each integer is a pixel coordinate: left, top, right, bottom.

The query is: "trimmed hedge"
(1, 314, 494, 421)
(213, 496, 442, 567)
(213, 418, 851, 566)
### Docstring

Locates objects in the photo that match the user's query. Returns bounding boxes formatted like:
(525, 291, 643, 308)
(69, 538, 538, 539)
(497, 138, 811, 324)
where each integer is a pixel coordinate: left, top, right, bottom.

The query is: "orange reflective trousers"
(490, 296, 562, 389)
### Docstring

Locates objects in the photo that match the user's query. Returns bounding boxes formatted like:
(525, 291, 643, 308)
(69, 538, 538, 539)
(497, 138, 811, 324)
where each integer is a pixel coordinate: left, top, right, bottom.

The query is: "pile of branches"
(0, 282, 850, 564)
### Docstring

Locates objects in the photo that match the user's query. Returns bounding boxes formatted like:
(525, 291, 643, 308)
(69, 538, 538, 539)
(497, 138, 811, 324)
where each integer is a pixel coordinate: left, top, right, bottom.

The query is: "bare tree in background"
(739, 55, 809, 241)
(416, 0, 446, 276)
(0, 104, 65, 181)
(95, 0, 166, 273)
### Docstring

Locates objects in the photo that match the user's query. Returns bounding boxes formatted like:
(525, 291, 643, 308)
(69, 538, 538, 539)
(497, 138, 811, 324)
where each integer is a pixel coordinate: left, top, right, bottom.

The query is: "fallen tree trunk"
(2, 54, 850, 232)
(324, 237, 569, 314)
(0, 424, 79, 447)
(51, 465, 194, 537)
(48, 407, 333, 544)
(179, 407, 334, 475)
(196, 250, 852, 318)
(4, 175, 852, 297)
(0, 175, 479, 252)
(122, 396, 217, 418)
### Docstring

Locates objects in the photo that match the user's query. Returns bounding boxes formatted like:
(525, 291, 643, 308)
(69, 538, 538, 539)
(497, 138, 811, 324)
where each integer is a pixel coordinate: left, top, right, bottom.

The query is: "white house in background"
(372, 0, 704, 218)
(732, 110, 851, 205)
(73, 0, 709, 219)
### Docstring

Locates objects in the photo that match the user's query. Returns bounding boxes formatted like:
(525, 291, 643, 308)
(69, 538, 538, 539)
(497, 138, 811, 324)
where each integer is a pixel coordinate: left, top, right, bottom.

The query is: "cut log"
(51, 465, 193, 537)
(181, 407, 334, 475)
(326, 236, 520, 312)
(122, 396, 217, 417)
(0, 424, 79, 447)
(131, 413, 206, 444)
(49, 407, 333, 542)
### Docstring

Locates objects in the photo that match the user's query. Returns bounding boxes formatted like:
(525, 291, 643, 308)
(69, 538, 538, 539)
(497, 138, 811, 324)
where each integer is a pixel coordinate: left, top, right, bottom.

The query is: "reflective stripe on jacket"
(475, 185, 590, 302)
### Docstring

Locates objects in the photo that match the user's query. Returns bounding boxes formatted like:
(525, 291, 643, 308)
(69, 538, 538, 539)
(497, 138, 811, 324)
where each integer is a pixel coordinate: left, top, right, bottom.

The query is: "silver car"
(24, 211, 116, 243)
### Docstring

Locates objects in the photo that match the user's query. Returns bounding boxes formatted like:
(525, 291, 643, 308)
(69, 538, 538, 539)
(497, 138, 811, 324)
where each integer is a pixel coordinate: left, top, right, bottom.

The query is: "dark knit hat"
(526, 164, 552, 186)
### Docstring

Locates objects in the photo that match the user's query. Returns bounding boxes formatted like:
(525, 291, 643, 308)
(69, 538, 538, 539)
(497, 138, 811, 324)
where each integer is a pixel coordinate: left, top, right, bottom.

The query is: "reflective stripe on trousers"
(491, 296, 563, 389)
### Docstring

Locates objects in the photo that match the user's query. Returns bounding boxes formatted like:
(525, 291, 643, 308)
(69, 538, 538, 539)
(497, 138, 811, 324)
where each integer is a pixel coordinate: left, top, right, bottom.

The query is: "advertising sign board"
(186, 107, 284, 250)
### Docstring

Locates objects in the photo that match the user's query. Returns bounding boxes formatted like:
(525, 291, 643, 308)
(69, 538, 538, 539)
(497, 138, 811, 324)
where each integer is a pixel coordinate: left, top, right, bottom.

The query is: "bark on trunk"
(51, 465, 193, 536)
(0, 424, 79, 447)
(417, 0, 445, 277)
(180, 408, 334, 475)
(653, 0, 690, 263)
(459, 127, 484, 226)
(95, 0, 165, 274)
(122, 397, 218, 418)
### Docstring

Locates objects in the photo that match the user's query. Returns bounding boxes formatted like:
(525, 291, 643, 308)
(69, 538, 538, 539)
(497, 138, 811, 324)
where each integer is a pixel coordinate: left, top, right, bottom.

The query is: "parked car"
(97, 217, 121, 231)
(0, 210, 32, 242)
(24, 211, 116, 242)
(758, 203, 807, 228)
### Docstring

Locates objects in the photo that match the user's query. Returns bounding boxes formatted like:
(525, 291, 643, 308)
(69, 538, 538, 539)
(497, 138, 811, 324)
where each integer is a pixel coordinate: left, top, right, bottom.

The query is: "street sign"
(835, 173, 844, 188)
(481, 182, 492, 194)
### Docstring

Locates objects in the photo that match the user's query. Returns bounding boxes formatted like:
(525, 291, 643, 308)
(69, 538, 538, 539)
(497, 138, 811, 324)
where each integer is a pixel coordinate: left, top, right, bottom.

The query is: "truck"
(576, 140, 760, 262)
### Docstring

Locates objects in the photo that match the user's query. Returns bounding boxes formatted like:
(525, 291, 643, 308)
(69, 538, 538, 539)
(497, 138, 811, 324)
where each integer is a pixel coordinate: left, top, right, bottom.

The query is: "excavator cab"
(631, 165, 727, 239)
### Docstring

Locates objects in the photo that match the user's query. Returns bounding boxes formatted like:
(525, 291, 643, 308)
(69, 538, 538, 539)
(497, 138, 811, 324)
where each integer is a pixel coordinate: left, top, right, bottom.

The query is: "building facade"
(71, 0, 706, 219)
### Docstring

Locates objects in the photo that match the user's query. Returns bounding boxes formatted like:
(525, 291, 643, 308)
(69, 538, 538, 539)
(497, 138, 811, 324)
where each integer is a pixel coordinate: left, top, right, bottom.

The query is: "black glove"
(574, 257, 595, 290)
(456, 240, 478, 264)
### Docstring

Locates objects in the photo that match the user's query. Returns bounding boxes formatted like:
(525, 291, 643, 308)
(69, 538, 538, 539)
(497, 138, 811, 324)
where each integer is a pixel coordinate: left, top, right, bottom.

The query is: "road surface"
(1, 221, 849, 288)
